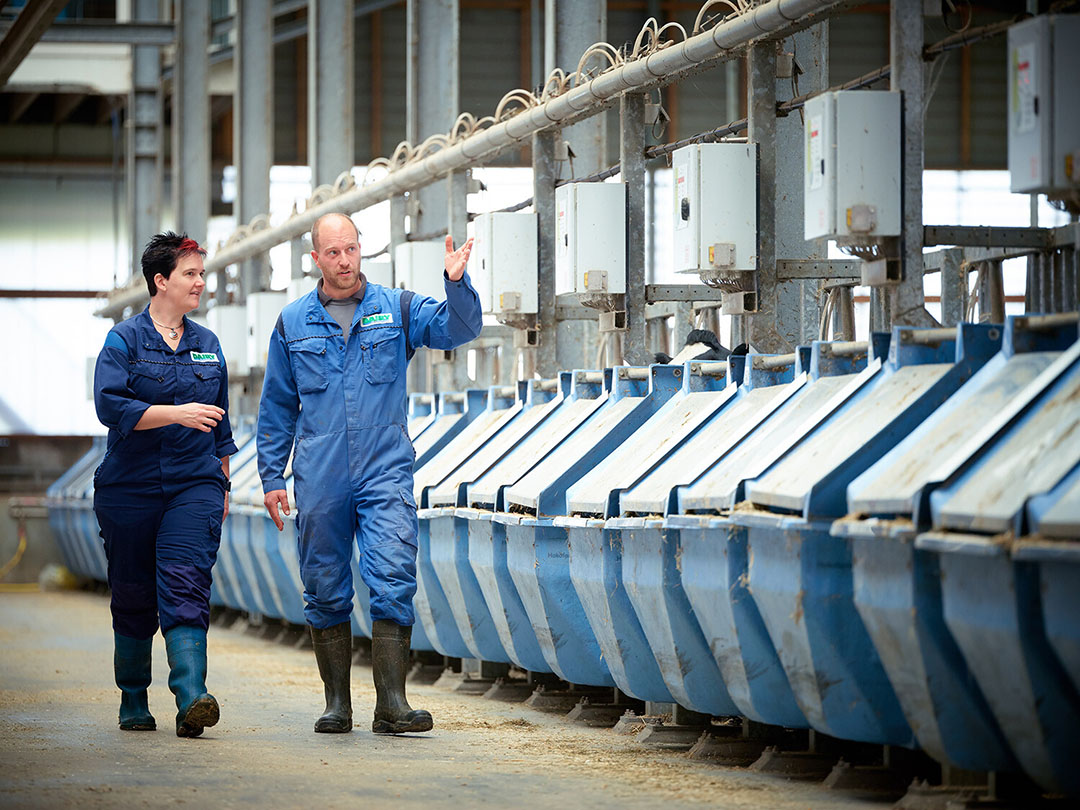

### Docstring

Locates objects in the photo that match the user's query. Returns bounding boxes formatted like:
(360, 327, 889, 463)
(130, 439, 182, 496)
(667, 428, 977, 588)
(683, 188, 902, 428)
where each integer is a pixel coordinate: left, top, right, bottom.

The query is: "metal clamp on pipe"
(753, 353, 797, 370)
(820, 340, 869, 357)
(901, 327, 958, 345)
(1015, 312, 1079, 331)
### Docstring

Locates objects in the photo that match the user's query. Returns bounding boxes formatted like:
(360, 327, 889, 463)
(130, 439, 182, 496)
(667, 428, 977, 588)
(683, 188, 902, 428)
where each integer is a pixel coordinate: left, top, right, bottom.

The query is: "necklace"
(150, 314, 183, 339)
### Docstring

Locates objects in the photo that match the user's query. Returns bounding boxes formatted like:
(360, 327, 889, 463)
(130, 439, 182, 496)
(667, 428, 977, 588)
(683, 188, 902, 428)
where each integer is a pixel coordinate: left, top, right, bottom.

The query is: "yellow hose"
(0, 519, 28, 581)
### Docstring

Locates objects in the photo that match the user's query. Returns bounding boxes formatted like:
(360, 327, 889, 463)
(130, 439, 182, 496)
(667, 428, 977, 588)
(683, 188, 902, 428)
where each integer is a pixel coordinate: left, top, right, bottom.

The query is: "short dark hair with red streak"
(141, 231, 208, 297)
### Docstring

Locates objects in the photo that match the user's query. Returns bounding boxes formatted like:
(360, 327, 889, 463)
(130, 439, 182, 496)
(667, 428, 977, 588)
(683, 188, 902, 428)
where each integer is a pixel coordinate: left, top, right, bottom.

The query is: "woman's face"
(157, 253, 206, 312)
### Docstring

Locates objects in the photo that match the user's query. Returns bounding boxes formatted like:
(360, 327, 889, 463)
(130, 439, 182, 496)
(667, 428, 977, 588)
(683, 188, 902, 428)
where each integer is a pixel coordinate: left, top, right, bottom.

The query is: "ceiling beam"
(7, 91, 38, 123)
(0, 19, 175, 45)
(0, 0, 71, 87)
(53, 92, 85, 124)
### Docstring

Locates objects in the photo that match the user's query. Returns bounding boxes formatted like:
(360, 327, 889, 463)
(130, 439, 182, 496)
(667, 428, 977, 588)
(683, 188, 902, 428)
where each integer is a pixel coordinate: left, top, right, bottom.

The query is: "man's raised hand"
(444, 235, 473, 282)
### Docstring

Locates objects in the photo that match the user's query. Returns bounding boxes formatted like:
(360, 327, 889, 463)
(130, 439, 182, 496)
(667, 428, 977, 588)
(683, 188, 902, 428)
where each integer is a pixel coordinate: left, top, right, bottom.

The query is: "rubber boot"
(114, 632, 156, 731)
(164, 625, 219, 738)
(371, 620, 433, 734)
(310, 622, 353, 733)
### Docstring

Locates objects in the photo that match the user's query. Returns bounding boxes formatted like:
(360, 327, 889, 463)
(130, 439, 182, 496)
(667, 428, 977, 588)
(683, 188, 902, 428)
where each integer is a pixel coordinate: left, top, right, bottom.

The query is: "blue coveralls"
(93, 307, 237, 639)
(256, 273, 482, 629)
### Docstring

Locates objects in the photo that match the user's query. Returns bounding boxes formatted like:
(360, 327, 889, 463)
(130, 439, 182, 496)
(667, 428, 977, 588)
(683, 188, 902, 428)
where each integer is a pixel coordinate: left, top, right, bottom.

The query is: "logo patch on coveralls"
(190, 352, 218, 362)
(361, 313, 393, 327)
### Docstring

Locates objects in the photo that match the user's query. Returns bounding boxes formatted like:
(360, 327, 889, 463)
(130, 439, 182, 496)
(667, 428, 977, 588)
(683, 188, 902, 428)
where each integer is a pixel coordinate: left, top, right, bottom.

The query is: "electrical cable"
(0, 519, 28, 581)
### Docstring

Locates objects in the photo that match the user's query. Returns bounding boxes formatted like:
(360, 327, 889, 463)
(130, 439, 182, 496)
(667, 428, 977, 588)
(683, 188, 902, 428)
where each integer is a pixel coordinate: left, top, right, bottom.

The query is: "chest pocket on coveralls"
(128, 365, 165, 401)
(191, 365, 221, 402)
(363, 332, 400, 385)
(290, 339, 328, 393)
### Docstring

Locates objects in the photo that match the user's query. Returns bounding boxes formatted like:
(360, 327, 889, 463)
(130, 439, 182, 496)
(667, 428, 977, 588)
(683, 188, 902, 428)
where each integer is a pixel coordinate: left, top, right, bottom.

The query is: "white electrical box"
(1007, 14, 1080, 195)
(469, 211, 538, 315)
(207, 304, 248, 376)
(672, 142, 757, 275)
(364, 258, 393, 288)
(804, 90, 901, 240)
(393, 241, 446, 300)
(246, 291, 287, 372)
(555, 182, 626, 296)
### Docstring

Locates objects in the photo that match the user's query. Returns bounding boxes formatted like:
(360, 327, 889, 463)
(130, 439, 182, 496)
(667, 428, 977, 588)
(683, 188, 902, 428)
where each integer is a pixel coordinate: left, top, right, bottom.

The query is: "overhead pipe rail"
(97, 0, 844, 320)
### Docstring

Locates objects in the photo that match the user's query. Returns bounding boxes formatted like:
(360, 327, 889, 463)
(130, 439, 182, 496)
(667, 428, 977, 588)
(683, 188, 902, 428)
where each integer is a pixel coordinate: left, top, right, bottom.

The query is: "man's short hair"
(310, 213, 360, 252)
(141, 231, 207, 297)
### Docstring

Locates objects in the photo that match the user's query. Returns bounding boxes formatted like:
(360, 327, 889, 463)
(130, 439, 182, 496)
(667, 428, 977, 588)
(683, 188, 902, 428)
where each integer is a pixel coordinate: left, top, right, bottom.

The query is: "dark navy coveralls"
(256, 274, 482, 630)
(93, 307, 238, 640)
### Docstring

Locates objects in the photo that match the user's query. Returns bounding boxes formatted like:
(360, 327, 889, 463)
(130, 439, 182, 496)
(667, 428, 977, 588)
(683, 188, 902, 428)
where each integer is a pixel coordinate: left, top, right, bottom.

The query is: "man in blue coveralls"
(257, 212, 481, 734)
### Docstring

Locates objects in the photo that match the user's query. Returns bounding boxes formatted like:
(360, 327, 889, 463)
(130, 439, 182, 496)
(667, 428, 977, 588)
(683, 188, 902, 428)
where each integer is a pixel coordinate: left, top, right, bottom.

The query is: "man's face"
(312, 217, 362, 298)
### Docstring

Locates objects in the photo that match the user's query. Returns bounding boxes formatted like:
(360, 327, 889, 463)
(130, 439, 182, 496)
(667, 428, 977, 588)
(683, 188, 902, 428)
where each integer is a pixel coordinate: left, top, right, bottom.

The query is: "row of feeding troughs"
(48, 313, 1080, 796)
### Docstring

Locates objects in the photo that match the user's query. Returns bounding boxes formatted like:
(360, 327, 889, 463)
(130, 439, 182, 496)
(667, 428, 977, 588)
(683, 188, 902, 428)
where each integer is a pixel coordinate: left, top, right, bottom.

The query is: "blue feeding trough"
(735, 325, 1002, 747)
(562, 359, 741, 708)
(1018, 465, 1080, 697)
(407, 392, 437, 440)
(422, 380, 563, 664)
(497, 365, 686, 686)
(46, 438, 105, 577)
(916, 316, 1080, 796)
(461, 372, 607, 674)
(412, 389, 487, 468)
(660, 343, 868, 728)
(835, 317, 1074, 774)
(412, 386, 519, 658)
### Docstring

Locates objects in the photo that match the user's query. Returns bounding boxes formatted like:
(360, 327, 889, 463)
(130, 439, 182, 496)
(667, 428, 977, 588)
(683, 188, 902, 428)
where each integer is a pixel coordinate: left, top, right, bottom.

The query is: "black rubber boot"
(371, 620, 433, 734)
(114, 632, 156, 731)
(164, 626, 219, 738)
(310, 622, 353, 733)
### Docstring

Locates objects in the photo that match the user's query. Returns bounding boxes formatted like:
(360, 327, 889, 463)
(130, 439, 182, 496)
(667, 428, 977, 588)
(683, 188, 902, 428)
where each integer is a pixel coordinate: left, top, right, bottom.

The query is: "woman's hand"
(223, 493, 230, 521)
(172, 403, 224, 432)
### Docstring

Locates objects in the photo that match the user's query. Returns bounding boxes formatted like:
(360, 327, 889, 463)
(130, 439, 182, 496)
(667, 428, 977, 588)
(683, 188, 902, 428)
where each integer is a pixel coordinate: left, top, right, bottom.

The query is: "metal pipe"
(1016, 312, 1079, 331)
(576, 371, 604, 384)
(822, 340, 868, 357)
(619, 367, 650, 380)
(440, 392, 466, 403)
(199, 0, 843, 275)
(535, 379, 560, 392)
(693, 362, 728, 376)
(903, 327, 958, 344)
(753, 353, 797, 369)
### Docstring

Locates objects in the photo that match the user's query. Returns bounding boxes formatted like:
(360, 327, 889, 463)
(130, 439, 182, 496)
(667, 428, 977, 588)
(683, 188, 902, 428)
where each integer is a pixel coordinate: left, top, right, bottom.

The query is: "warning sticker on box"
(807, 114, 824, 191)
(1013, 43, 1036, 134)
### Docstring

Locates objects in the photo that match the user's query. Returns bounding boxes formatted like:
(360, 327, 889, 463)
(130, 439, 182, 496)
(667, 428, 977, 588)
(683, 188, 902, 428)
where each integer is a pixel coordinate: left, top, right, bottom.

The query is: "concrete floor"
(0, 590, 888, 809)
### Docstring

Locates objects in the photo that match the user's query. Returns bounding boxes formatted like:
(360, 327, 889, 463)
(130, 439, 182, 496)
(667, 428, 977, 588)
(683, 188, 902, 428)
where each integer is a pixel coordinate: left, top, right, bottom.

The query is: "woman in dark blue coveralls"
(93, 232, 237, 738)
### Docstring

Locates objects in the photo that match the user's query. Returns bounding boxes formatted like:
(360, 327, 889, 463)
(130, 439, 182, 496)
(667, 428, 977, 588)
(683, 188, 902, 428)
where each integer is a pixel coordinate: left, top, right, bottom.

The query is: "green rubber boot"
(164, 626, 219, 738)
(371, 620, 433, 734)
(310, 622, 353, 733)
(114, 632, 156, 731)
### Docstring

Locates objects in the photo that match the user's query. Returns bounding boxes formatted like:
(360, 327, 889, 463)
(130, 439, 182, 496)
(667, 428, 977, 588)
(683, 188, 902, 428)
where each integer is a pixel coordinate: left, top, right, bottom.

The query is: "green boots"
(164, 626, 219, 738)
(371, 620, 433, 734)
(310, 622, 353, 733)
(114, 632, 156, 731)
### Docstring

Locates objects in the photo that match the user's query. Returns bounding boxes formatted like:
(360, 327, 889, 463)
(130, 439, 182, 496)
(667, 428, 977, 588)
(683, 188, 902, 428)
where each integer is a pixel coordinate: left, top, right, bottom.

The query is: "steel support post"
(406, 0, 458, 239)
(173, 0, 209, 251)
(127, 0, 162, 285)
(235, 0, 273, 303)
(533, 129, 559, 377)
(939, 248, 967, 327)
(309, 0, 354, 188)
(773, 26, 828, 348)
(551, 0, 606, 177)
(889, 0, 935, 327)
(290, 237, 305, 281)
(746, 44, 781, 352)
(621, 92, 649, 365)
